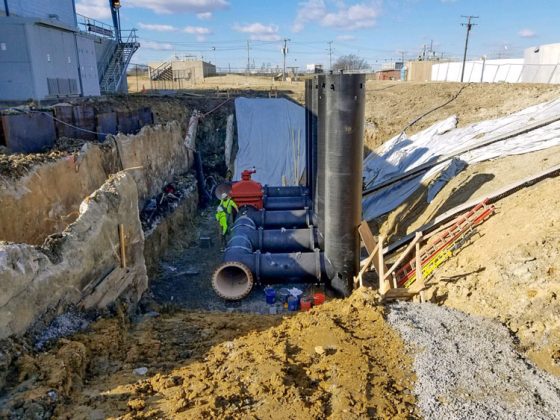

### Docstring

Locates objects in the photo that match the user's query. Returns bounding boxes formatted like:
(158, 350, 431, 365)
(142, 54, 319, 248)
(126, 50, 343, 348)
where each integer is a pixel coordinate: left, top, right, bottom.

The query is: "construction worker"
(215, 205, 228, 245)
(219, 192, 238, 226)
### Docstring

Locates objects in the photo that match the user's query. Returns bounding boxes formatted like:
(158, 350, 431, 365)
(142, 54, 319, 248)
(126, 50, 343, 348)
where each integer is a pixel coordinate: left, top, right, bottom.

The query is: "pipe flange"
(212, 261, 254, 301)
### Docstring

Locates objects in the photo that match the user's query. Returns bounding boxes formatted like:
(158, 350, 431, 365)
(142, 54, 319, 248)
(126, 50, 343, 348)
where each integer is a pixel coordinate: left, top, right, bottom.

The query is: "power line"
(327, 41, 333, 70)
(460, 15, 479, 82)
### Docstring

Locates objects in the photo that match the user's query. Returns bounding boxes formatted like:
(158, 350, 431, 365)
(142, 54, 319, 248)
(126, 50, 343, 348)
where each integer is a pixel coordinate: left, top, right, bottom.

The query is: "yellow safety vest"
(219, 198, 238, 215)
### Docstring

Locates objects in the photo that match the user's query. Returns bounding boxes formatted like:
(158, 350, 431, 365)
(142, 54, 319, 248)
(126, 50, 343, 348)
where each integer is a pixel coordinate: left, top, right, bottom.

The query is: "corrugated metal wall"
(0, 0, 76, 27)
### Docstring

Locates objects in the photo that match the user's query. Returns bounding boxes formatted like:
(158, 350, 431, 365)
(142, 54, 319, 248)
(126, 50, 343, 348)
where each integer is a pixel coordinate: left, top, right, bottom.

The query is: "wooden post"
(358, 221, 377, 255)
(383, 232, 423, 282)
(415, 240, 423, 288)
(118, 224, 127, 268)
(378, 235, 388, 294)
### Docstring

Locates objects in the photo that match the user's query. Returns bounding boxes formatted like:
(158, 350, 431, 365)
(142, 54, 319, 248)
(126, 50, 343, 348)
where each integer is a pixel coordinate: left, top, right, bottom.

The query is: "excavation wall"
(0, 122, 198, 339)
(0, 121, 193, 245)
(0, 172, 147, 339)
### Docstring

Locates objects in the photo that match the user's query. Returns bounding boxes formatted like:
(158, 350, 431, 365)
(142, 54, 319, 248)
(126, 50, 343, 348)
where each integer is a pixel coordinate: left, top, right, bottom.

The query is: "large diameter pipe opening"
(212, 262, 254, 300)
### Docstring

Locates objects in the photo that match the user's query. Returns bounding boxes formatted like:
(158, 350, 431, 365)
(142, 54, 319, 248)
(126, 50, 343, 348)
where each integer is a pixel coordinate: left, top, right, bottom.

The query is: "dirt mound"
(422, 177, 560, 376)
(1, 290, 417, 419)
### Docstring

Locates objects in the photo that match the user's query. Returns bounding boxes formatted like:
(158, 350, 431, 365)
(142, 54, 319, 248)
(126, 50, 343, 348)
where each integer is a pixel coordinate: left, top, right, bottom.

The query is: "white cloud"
(141, 40, 175, 50)
(518, 28, 537, 38)
(128, 0, 228, 14)
(75, 0, 111, 20)
(184, 26, 213, 41)
(293, 0, 381, 32)
(233, 22, 281, 41)
(337, 34, 355, 41)
(197, 12, 213, 20)
(138, 22, 178, 32)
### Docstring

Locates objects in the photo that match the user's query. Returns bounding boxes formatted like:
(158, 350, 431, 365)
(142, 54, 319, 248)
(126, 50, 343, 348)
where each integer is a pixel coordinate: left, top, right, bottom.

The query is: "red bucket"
(300, 297, 313, 312)
(313, 292, 325, 306)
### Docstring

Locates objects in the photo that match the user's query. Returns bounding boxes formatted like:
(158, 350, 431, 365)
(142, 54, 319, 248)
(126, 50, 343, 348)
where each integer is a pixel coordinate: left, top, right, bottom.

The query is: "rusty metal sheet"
(96, 112, 117, 141)
(53, 104, 76, 138)
(2, 112, 56, 153)
(138, 107, 153, 127)
(72, 104, 97, 140)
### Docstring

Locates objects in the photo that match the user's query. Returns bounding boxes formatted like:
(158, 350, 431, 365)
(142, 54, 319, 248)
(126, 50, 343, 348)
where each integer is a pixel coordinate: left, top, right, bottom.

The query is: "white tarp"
(431, 59, 524, 83)
(234, 97, 305, 186)
(363, 98, 560, 221)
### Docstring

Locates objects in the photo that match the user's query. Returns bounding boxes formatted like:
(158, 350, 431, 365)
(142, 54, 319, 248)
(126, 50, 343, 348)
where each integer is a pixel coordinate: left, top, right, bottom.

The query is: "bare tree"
(332, 54, 370, 71)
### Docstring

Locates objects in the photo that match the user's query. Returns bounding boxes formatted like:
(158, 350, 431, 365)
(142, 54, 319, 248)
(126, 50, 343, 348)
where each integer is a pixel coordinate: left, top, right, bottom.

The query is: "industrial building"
(0, 0, 138, 101)
(149, 58, 217, 85)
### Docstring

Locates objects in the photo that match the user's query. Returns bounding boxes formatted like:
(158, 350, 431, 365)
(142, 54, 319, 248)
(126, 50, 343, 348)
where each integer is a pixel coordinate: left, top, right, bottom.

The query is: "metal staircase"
(150, 61, 173, 81)
(99, 29, 140, 94)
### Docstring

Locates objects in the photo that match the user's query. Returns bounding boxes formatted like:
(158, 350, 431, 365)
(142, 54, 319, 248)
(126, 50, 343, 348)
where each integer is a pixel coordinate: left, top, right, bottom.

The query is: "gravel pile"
(387, 302, 560, 419)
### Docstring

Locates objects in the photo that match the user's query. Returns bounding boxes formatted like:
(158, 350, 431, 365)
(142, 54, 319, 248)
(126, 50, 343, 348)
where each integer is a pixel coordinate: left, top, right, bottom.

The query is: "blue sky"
(76, 0, 560, 70)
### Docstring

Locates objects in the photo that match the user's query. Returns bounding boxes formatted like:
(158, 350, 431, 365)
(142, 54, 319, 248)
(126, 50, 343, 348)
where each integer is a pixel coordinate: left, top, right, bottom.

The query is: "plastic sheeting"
(234, 97, 305, 186)
(363, 98, 560, 221)
(431, 59, 524, 83)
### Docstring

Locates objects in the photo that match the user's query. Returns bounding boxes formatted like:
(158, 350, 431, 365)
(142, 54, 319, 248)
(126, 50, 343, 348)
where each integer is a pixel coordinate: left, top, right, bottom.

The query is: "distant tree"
(332, 54, 370, 71)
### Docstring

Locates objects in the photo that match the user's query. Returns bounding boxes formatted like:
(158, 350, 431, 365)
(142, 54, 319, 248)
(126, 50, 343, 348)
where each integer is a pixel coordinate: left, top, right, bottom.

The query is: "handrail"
(113, 29, 139, 91)
(151, 61, 172, 80)
(76, 13, 114, 38)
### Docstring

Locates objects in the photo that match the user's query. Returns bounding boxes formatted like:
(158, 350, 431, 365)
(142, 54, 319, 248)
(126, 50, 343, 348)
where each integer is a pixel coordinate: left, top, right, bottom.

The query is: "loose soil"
(1, 290, 417, 419)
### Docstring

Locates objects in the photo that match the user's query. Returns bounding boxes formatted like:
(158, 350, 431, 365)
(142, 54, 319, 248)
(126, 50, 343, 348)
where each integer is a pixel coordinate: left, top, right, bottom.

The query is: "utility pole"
(460, 15, 478, 82)
(328, 41, 333, 70)
(282, 38, 290, 81)
(246, 40, 250, 75)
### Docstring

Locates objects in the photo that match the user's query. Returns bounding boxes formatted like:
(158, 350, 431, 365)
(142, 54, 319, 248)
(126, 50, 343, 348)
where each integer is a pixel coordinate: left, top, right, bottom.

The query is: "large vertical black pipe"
(323, 73, 366, 296)
(310, 76, 319, 227)
(315, 75, 326, 236)
(304, 79, 313, 192)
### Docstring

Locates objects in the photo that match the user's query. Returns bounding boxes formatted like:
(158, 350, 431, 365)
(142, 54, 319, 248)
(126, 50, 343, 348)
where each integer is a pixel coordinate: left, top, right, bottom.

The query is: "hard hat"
(220, 192, 228, 200)
(217, 206, 224, 212)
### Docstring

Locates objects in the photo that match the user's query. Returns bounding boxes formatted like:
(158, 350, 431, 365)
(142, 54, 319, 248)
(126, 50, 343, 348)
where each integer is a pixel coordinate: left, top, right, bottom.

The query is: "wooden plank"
(378, 235, 389, 294)
(356, 243, 380, 278)
(118, 224, 127, 268)
(383, 232, 423, 281)
(382, 287, 417, 300)
(358, 221, 377, 254)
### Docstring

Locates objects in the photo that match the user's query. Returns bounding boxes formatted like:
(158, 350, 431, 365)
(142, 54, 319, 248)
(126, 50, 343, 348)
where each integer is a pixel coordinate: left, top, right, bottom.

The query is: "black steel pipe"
(263, 195, 311, 210)
(322, 73, 366, 297)
(315, 75, 326, 235)
(230, 216, 322, 252)
(263, 185, 309, 197)
(305, 78, 313, 192)
(212, 234, 333, 300)
(311, 78, 319, 210)
(239, 207, 316, 229)
(194, 151, 212, 205)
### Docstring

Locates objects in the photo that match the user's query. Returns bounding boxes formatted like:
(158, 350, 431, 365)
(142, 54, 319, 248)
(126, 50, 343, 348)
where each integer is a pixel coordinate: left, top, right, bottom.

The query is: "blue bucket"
(287, 296, 299, 311)
(264, 287, 276, 304)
